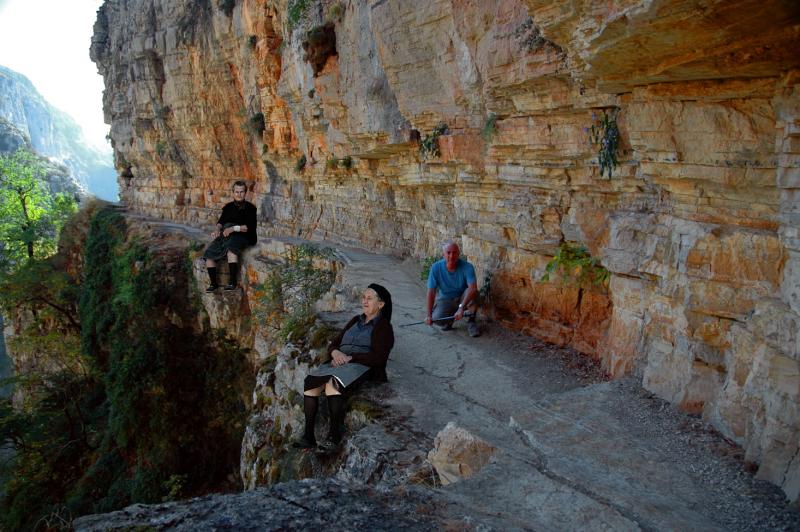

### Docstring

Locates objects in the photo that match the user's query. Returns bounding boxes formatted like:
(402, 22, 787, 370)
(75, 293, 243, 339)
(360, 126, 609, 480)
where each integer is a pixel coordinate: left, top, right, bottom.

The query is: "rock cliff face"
(0, 65, 117, 200)
(91, 0, 800, 500)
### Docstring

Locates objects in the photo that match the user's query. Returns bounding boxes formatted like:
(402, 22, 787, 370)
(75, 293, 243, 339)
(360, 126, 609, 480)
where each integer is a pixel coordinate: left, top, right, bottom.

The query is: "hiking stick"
(399, 311, 475, 327)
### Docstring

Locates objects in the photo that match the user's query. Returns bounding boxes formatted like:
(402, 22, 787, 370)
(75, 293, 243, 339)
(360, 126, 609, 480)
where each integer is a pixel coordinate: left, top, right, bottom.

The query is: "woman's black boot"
(292, 395, 318, 448)
(321, 394, 345, 450)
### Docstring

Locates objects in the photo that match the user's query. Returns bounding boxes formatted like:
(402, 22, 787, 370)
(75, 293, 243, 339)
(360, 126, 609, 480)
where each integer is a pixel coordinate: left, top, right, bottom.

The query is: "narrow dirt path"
(331, 244, 799, 531)
(84, 216, 798, 530)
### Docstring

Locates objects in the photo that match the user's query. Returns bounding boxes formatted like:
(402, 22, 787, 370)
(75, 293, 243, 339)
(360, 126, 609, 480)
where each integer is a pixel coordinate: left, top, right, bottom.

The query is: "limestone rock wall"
(92, 0, 800, 500)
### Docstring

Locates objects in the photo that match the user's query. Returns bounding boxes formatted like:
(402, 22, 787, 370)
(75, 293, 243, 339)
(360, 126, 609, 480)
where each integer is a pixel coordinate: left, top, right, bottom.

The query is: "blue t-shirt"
(427, 259, 476, 299)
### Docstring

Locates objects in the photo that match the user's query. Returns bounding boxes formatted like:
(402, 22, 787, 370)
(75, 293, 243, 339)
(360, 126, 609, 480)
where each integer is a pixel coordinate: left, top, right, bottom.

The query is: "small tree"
(0, 149, 77, 273)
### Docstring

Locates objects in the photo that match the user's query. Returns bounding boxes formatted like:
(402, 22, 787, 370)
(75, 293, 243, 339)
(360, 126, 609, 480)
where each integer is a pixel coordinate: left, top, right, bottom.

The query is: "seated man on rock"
(203, 180, 257, 291)
(425, 240, 481, 337)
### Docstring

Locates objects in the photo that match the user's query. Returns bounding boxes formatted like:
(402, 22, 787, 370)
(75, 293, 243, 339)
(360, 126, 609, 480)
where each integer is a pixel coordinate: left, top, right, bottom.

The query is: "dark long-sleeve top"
(217, 200, 258, 245)
(327, 314, 395, 382)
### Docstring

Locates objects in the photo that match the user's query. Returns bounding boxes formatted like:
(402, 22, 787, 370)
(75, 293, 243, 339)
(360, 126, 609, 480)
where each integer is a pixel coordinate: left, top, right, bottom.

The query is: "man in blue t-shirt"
(425, 241, 481, 337)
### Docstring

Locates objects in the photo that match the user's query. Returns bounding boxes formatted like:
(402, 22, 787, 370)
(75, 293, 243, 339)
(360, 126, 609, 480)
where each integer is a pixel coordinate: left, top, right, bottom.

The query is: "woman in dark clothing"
(202, 180, 258, 291)
(294, 283, 394, 451)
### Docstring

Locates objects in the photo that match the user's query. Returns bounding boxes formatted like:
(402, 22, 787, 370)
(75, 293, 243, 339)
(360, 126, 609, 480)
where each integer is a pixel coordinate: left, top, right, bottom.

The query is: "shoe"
(223, 283, 238, 291)
(205, 284, 219, 293)
(436, 321, 453, 331)
(467, 320, 481, 337)
(291, 435, 316, 449)
(316, 439, 341, 454)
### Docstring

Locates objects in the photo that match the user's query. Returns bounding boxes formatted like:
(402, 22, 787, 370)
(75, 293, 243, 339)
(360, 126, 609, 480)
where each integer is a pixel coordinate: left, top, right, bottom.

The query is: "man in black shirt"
(202, 180, 257, 291)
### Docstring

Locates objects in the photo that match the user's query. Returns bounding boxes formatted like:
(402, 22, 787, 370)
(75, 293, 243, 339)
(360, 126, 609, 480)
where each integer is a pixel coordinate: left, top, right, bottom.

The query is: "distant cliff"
(0, 65, 117, 200)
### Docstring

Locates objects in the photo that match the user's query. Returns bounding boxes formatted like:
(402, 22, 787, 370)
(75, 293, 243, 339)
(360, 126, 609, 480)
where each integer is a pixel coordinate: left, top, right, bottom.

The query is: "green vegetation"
(246, 112, 266, 135)
(155, 140, 168, 158)
(295, 154, 307, 172)
(255, 244, 335, 342)
(0, 206, 251, 529)
(324, 155, 352, 170)
(541, 242, 610, 289)
(589, 108, 621, 178)
(248, 35, 258, 48)
(287, 0, 311, 31)
(0, 148, 77, 273)
(419, 255, 439, 281)
(420, 123, 448, 160)
(481, 113, 498, 142)
(327, 2, 344, 22)
(478, 271, 492, 306)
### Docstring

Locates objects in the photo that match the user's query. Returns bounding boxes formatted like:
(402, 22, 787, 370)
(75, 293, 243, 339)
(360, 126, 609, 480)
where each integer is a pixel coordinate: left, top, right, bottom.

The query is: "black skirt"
(304, 364, 372, 393)
(202, 231, 252, 261)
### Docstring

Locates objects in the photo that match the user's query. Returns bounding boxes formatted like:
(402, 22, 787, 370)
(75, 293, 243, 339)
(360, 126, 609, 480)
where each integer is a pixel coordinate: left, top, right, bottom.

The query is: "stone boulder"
(427, 422, 496, 485)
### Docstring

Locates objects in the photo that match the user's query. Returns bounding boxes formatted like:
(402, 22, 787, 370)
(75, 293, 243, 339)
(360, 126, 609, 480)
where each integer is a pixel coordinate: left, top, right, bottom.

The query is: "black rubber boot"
(323, 394, 345, 447)
(206, 266, 219, 292)
(224, 262, 239, 290)
(292, 395, 318, 449)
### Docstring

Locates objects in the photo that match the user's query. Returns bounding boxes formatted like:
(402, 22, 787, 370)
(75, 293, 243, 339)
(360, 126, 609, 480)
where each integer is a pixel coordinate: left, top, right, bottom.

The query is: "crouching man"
(424, 240, 480, 337)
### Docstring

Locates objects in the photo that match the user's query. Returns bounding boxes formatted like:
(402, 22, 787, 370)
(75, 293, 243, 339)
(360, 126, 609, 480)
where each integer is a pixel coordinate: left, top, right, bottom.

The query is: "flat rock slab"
(74, 479, 443, 531)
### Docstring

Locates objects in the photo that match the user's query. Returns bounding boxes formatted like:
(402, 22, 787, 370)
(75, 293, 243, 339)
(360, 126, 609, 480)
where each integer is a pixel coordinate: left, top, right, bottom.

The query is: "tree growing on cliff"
(0, 148, 77, 273)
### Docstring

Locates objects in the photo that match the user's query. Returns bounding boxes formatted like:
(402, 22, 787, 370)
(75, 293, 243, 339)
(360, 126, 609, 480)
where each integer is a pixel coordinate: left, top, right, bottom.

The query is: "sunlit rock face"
(92, 0, 800, 500)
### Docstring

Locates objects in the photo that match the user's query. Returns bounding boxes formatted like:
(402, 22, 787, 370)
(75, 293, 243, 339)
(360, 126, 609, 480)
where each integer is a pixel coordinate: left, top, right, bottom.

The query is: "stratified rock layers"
(91, 0, 800, 500)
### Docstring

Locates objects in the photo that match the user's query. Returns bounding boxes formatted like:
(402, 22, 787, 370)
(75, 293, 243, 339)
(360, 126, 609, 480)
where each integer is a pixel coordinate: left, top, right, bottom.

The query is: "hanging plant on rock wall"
(541, 242, 610, 291)
(419, 123, 448, 160)
(589, 108, 621, 178)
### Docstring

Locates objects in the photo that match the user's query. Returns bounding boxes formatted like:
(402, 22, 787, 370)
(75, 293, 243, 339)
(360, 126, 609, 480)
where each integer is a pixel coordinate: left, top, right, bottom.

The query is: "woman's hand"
(331, 349, 352, 367)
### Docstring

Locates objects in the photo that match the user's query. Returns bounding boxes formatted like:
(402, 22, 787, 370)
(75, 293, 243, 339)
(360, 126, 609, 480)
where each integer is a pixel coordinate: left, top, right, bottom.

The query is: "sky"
(0, 0, 110, 152)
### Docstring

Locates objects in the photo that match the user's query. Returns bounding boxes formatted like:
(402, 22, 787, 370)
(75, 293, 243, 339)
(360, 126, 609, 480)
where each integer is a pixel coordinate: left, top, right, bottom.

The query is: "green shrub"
(481, 113, 497, 142)
(248, 35, 257, 48)
(589, 108, 620, 178)
(1, 206, 252, 528)
(541, 242, 610, 289)
(420, 123, 448, 160)
(339, 155, 352, 169)
(328, 2, 344, 21)
(420, 255, 439, 281)
(326, 156, 339, 169)
(295, 154, 307, 172)
(287, 0, 311, 31)
(478, 271, 492, 306)
(255, 244, 335, 343)
(246, 112, 266, 135)
(155, 140, 168, 158)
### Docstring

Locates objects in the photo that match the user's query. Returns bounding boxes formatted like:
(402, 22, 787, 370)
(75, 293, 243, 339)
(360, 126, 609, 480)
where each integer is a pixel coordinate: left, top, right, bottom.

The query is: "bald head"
(442, 240, 460, 271)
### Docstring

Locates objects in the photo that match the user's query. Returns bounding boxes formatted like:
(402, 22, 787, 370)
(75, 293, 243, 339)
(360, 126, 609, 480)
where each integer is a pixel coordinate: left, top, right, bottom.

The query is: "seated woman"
(293, 283, 394, 451)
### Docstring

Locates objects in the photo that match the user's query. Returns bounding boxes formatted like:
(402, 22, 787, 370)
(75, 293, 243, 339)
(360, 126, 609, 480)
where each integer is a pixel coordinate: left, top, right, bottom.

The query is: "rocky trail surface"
(75, 227, 800, 531)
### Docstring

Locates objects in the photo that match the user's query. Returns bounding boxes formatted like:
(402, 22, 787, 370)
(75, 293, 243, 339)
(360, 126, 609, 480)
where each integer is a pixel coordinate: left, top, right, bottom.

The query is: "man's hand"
(331, 349, 352, 367)
(454, 307, 465, 321)
(211, 229, 220, 238)
(425, 316, 433, 326)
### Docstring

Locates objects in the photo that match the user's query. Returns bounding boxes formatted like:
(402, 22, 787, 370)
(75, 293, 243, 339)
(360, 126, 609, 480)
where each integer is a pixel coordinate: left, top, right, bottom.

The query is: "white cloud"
(0, 0, 109, 151)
